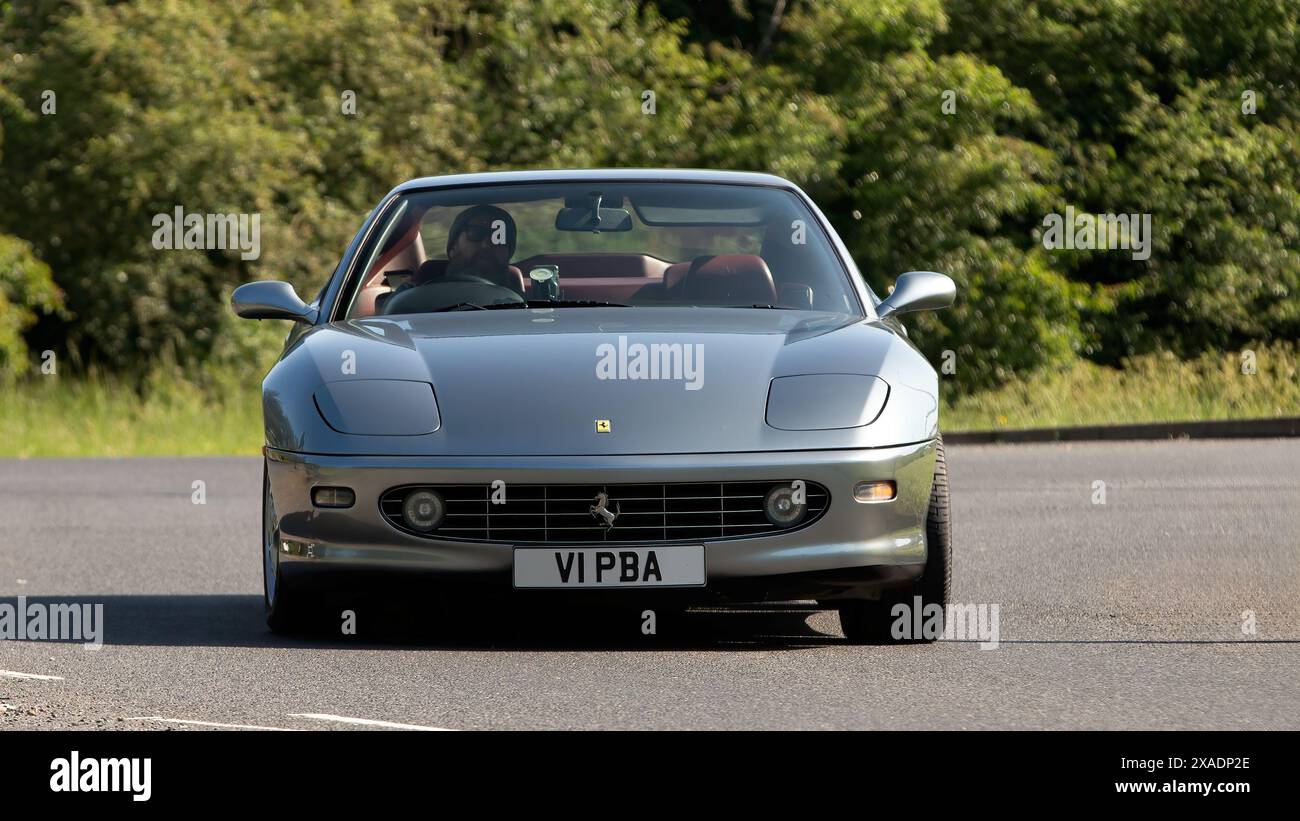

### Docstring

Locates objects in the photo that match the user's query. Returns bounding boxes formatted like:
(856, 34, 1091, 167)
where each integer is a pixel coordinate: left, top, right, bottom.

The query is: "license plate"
(513, 546, 705, 588)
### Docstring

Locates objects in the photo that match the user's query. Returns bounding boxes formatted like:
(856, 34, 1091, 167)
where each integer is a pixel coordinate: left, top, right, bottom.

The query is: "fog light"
(402, 489, 445, 531)
(764, 484, 807, 527)
(853, 480, 896, 503)
(311, 486, 355, 508)
(280, 539, 315, 558)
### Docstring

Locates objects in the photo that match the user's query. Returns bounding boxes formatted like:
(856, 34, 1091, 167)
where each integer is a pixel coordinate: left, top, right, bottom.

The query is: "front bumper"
(266, 440, 937, 602)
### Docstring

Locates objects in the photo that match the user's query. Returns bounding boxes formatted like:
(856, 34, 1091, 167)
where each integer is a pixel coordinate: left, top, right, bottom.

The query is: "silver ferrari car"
(232, 169, 956, 642)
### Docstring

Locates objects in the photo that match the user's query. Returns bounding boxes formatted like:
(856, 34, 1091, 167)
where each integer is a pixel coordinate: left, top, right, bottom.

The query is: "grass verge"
(1, 366, 264, 457)
(941, 343, 1298, 431)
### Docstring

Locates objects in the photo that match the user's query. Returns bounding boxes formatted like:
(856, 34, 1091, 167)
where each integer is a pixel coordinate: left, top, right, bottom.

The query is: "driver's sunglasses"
(460, 223, 495, 243)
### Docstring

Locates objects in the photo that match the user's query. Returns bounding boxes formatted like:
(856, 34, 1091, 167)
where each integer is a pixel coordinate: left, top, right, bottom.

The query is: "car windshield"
(343, 181, 861, 318)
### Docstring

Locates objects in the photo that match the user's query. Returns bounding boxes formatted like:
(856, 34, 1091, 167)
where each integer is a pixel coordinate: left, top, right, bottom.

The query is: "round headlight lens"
(402, 489, 445, 531)
(764, 484, 807, 527)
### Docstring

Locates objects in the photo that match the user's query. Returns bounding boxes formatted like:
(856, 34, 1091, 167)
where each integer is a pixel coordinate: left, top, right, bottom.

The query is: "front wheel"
(263, 463, 310, 632)
(838, 436, 952, 644)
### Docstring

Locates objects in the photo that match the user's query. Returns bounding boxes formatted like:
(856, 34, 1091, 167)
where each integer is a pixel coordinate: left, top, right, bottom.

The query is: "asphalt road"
(1, 440, 1297, 730)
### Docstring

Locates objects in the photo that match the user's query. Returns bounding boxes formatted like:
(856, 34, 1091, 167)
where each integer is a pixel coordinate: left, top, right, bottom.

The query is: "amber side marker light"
(853, 480, 897, 503)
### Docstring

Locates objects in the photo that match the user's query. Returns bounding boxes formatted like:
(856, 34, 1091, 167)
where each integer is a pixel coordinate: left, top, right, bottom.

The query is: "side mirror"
(231, 281, 318, 324)
(875, 271, 956, 320)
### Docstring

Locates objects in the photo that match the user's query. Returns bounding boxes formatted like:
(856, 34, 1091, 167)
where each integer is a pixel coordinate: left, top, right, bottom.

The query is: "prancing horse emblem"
(590, 491, 620, 529)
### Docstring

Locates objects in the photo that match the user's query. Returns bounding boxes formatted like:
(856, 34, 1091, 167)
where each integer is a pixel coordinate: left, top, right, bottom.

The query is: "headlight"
(313, 379, 440, 436)
(763, 484, 807, 527)
(765, 374, 888, 431)
(402, 490, 445, 531)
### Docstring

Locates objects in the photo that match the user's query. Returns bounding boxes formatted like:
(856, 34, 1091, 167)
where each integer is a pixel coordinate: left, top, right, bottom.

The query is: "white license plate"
(513, 546, 705, 588)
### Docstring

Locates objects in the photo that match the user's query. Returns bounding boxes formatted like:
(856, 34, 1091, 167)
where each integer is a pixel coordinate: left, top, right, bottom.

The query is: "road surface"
(1, 439, 1297, 730)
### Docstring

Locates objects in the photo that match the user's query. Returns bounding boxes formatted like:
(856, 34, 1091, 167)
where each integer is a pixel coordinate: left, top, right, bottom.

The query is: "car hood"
(265, 308, 939, 456)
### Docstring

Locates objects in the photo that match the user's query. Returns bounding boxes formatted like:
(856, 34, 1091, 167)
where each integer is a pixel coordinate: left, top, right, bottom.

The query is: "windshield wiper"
(431, 301, 528, 312)
(524, 299, 629, 308)
(433, 299, 628, 313)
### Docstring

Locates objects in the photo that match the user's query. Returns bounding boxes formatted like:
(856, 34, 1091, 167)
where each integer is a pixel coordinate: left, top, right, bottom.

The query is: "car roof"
(390, 168, 800, 196)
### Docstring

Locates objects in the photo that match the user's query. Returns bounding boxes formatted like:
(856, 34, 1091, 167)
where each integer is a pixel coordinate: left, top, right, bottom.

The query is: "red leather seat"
(681, 255, 777, 305)
(663, 262, 691, 292)
(505, 265, 528, 295)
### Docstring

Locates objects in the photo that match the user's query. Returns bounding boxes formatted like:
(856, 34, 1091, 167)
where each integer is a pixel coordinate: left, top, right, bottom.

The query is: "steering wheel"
(382, 274, 524, 315)
(442, 273, 500, 287)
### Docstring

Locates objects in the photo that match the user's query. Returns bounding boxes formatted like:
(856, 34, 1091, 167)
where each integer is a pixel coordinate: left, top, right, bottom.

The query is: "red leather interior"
(515, 253, 671, 303)
(367, 219, 423, 279)
(553, 277, 665, 302)
(357, 251, 790, 315)
(356, 279, 395, 317)
(681, 254, 777, 305)
(514, 254, 670, 279)
(662, 262, 691, 291)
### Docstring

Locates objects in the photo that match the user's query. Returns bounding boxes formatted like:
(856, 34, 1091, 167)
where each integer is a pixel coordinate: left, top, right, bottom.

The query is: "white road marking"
(127, 716, 297, 731)
(289, 713, 453, 731)
(0, 670, 64, 681)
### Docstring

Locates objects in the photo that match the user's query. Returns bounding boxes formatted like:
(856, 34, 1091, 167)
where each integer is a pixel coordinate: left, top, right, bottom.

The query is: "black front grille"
(380, 481, 830, 544)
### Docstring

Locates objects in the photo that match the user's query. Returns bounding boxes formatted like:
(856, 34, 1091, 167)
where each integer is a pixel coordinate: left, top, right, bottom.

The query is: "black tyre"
(838, 436, 952, 644)
(262, 463, 312, 633)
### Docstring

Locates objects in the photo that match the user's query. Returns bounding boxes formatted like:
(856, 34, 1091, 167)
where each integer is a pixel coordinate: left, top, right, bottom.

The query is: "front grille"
(380, 481, 830, 544)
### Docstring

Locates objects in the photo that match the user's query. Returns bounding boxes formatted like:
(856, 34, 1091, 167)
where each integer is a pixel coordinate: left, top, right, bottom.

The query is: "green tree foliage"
(776, 1, 1083, 388)
(938, 0, 1300, 364)
(0, 74, 63, 378)
(0, 0, 472, 365)
(0, 233, 63, 377)
(0, 0, 1295, 393)
(1100, 82, 1300, 357)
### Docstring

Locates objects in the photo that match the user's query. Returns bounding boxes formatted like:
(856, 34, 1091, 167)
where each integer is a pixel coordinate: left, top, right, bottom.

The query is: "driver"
(443, 204, 517, 289)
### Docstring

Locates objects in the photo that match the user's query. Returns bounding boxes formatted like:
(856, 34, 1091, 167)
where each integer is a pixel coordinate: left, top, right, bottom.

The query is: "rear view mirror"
(555, 206, 633, 232)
